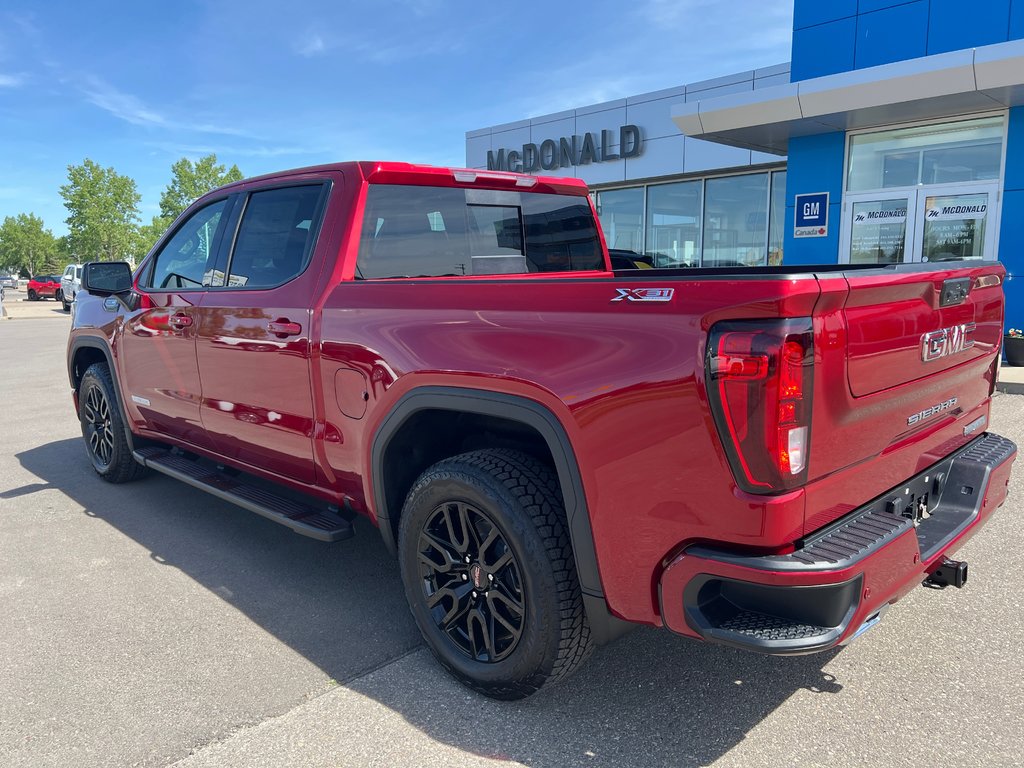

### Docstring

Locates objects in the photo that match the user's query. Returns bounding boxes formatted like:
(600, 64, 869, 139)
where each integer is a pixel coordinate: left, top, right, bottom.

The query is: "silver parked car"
(0, 274, 18, 290)
(60, 264, 82, 312)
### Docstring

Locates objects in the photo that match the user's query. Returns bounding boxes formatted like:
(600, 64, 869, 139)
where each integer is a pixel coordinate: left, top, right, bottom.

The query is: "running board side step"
(133, 447, 354, 542)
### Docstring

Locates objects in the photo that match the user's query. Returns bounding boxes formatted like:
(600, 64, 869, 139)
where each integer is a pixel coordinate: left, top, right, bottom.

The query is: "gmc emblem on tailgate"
(921, 323, 975, 362)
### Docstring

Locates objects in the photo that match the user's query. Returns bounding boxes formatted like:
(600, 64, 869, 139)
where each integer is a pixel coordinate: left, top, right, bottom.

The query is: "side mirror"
(82, 261, 133, 295)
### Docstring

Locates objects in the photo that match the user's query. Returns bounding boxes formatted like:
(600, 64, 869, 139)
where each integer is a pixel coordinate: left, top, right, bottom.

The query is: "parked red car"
(27, 274, 61, 301)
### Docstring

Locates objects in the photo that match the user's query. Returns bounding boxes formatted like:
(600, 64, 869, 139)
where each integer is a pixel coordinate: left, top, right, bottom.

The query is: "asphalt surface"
(2, 315, 1023, 767)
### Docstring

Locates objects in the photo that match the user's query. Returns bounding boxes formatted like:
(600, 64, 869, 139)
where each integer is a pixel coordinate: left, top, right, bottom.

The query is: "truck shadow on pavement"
(16, 438, 845, 768)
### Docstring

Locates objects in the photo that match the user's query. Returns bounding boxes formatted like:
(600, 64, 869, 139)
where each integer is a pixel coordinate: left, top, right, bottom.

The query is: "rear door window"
(221, 185, 326, 289)
(356, 185, 603, 279)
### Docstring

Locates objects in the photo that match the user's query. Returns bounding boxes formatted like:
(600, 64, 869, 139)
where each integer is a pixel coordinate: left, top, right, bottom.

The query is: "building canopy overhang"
(673, 39, 1024, 155)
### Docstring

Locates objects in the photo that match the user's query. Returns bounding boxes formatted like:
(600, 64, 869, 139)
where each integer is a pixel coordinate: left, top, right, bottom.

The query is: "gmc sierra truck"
(68, 161, 1016, 699)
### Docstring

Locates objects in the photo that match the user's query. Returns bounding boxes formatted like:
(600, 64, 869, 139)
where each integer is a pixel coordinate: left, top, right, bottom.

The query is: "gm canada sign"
(487, 124, 644, 173)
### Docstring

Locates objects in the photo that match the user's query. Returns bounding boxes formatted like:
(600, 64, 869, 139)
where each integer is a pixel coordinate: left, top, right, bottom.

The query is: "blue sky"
(0, 0, 793, 238)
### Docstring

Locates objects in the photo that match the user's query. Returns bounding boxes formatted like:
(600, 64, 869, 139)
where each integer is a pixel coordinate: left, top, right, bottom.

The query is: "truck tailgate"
(802, 261, 1005, 534)
(843, 263, 1004, 397)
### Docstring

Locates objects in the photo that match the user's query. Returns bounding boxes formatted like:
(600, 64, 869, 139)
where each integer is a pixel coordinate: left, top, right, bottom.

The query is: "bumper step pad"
(133, 446, 354, 542)
(717, 611, 829, 642)
(675, 432, 1016, 653)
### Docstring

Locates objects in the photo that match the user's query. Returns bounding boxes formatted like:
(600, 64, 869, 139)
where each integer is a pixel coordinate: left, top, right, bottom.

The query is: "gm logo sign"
(794, 192, 829, 238)
(921, 323, 976, 362)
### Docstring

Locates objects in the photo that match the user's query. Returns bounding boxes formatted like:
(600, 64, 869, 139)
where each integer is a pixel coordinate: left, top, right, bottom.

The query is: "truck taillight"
(706, 319, 814, 493)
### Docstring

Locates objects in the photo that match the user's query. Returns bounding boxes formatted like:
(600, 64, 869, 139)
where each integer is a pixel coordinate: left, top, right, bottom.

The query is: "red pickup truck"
(67, 161, 1016, 699)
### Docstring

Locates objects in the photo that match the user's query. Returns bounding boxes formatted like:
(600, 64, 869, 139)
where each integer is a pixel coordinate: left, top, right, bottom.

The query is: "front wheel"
(398, 449, 592, 699)
(79, 363, 148, 483)
(27, 289, 37, 301)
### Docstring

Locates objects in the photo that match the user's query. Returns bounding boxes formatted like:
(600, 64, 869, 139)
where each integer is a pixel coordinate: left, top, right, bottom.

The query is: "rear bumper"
(659, 432, 1016, 654)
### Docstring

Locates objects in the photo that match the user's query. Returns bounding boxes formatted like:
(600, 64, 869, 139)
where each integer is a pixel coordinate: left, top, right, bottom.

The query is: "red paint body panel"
(67, 161, 1015, 636)
(120, 290, 212, 449)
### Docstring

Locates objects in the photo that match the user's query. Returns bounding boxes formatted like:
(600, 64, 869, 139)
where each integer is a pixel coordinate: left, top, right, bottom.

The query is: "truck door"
(194, 183, 329, 485)
(121, 197, 232, 449)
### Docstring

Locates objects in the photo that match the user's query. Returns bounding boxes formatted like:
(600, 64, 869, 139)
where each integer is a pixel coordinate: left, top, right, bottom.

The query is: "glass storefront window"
(702, 173, 769, 267)
(849, 198, 910, 264)
(768, 171, 786, 266)
(645, 181, 702, 267)
(594, 187, 644, 254)
(847, 116, 1004, 192)
(922, 192, 988, 261)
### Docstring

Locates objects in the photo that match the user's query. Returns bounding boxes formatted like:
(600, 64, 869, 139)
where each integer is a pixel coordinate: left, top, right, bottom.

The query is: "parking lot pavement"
(1, 288, 70, 320)
(2, 317, 1023, 768)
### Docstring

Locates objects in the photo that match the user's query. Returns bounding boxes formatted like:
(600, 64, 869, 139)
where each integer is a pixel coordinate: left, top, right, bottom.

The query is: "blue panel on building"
(928, 0, 1011, 54)
(783, 133, 846, 265)
(793, 0, 857, 29)
(855, 2, 928, 69)
(1005, 107, 1024, 192)
(858, 0, 917, 13)
(792, 17, 857, 80)
(998, 189, 1024, 330)
(1011, 1, 1024, 41)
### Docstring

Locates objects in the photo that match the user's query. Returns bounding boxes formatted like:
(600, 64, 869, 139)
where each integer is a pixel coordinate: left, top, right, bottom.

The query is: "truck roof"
(215, 161, 591, 197)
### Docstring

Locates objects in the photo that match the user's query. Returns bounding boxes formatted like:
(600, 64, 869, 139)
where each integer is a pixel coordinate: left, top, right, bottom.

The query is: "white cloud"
(81, 76, 166, 126)
(297, 33, 326, 57)
(77, 76, 263, 139)
(0, 73, 24, 87)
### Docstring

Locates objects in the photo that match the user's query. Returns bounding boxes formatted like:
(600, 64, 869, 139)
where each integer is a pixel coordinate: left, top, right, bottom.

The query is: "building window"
(768, 171, 786, 266)
(703, 173, 770, 267)
(595, 187, 644, 254)
(646, 181, 702, 267)
(847, 116, 1004, 192)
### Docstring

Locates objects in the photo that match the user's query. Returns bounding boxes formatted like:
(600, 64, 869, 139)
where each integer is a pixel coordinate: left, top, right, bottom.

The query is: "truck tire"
(62, 294, 71, 312)
(79, 362, 148, 483)
(398, 449, 593, 699)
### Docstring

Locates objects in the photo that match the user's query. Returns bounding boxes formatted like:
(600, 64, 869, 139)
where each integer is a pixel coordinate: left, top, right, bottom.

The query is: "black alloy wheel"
(82, 382, 115, 470)
(398, 449, 592, 699)
(417, 500, 525, 663)
(78, 362, 148, 483)
(27, 289, 37, 301)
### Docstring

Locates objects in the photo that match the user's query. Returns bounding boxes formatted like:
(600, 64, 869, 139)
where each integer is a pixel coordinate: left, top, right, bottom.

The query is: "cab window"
(222, 185, 324, 289)
(142, 199, 228, 290)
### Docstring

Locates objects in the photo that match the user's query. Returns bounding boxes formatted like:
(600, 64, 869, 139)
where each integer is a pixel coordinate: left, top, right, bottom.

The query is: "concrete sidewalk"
(998, 359, 1024, 394)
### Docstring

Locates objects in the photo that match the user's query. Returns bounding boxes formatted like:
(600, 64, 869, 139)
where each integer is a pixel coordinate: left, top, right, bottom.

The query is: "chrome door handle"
(267, 320, 302, 337)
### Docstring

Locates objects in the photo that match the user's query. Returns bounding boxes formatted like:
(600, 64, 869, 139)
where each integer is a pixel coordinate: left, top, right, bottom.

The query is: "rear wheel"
(79, 363, 148, 483)
(398, 449, 592, 699)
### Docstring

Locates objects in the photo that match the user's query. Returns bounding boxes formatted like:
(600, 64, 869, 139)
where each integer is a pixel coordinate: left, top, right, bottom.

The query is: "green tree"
(0, 213, 59, 277)
(59, 159, 141, 262)
(159, 154, 243, 222)
(137, 214, 173, 258)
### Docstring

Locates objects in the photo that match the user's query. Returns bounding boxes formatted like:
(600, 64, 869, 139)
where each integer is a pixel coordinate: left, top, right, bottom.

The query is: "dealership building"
(466, 1, 1024, 327)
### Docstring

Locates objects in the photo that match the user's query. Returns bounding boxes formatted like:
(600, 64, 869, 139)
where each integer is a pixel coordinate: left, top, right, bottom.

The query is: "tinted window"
(356, 185, 603, 279)
(224, 185, 324, 289)
(144, 199, 228, 290)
